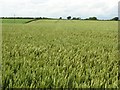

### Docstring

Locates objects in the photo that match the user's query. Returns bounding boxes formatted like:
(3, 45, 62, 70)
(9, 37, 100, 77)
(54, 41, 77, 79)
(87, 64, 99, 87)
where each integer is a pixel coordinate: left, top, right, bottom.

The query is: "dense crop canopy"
(2, 20, 118, 88)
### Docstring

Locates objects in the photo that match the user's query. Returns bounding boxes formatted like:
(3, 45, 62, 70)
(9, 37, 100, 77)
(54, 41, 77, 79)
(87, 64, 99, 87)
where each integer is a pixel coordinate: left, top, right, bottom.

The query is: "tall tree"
(59, 17, 62, 19)
(111, 17, 118, 21)
(67, 16, 71, 20)
(89, 17, 98, 20)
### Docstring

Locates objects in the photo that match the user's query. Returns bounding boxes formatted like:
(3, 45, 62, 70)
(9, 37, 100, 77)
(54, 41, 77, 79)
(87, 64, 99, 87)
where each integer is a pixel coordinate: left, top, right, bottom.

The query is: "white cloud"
(0, 0, 119, 19)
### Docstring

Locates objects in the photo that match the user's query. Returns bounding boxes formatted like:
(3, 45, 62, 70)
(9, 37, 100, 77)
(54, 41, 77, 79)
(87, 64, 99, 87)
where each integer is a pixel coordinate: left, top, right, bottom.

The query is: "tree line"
(1, 16, 119, 21)
(65, 16, 118, 21)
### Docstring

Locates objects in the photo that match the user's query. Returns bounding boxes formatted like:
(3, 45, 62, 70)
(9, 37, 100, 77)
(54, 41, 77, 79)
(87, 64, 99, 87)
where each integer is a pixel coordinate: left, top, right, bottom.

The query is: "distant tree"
(35, 17, 42, 20)
(72, 17, 77, 20)
(76, 17, 81, 20)
(72, 17, 81, 20)
(67, 16, 71, 20)
(84, 18, 89, 20)
(43, 17, 48, 19)
(59, 17, 62, 19)
(39, 17, 42, 19)
(111, 17, 118, 21)
(89, 17, 98, 20)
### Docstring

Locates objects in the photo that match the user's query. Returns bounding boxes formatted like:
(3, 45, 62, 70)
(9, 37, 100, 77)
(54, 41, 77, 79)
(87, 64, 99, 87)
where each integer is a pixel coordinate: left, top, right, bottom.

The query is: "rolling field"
(2, 19, 33, 24)
(2, 19, 118, 88)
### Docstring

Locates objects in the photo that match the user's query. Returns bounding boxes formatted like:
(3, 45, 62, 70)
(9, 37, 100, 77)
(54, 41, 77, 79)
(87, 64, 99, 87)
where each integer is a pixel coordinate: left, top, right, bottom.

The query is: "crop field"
(2, 19, 33, 24)
(2, 19, 118, 88)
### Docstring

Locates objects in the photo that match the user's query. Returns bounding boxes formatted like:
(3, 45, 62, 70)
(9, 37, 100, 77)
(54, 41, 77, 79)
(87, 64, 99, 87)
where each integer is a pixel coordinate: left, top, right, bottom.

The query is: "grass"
(2, 19, 33, 24)
(2, 19, 118, 88)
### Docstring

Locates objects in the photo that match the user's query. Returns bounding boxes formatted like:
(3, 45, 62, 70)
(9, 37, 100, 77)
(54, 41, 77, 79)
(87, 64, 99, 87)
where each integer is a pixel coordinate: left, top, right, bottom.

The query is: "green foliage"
(85, 17, 98, 20)
(89, 17, 97, 20)
(2, 20, 118, 88)
(111, 17, 119, 21)
(59, 17, 62, 19)
(67, 16, 71, 20)
(72, 17, 81, 20)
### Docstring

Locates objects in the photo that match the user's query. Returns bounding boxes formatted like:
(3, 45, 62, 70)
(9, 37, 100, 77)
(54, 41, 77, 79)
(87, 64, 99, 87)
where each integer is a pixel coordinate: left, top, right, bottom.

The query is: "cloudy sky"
(0, 0, 118, 19)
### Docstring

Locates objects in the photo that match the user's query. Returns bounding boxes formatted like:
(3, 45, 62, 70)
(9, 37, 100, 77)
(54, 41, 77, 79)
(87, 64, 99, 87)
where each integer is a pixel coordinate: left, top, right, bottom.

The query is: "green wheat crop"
(2, 19, 118, 88)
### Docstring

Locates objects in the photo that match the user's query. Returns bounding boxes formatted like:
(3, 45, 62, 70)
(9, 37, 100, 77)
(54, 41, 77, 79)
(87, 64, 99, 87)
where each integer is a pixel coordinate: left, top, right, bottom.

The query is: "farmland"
(2, 19, 33, 24)
(2, 19, 118, 88)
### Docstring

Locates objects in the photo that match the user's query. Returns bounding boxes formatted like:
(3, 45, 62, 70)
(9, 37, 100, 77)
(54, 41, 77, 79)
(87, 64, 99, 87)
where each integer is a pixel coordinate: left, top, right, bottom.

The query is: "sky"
(0, 0, 119, 19)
